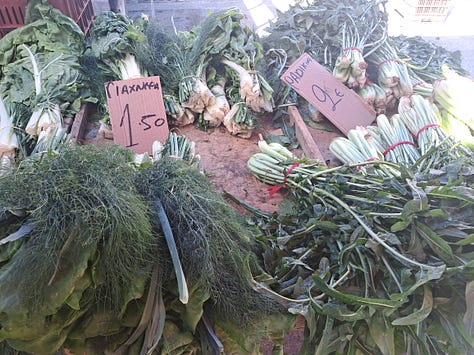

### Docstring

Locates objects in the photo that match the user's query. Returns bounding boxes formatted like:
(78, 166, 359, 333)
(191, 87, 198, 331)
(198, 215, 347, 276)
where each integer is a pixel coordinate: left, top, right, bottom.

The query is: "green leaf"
(427, 186, 474, 204)
(392, 286, 433, 326)
(464, 281, 474, 337)
(415, 222, 456, 265)
(316, 303, 369, 322)
(367, 312, 395, 355)
(455, 234, 474, 246)
(312, 275, 403, 309)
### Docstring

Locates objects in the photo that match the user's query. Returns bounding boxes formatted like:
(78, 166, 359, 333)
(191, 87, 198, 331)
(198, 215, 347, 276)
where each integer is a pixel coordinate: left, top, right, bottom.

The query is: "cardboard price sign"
(105, 76, 169, 154)
(281, 53, 375, 135)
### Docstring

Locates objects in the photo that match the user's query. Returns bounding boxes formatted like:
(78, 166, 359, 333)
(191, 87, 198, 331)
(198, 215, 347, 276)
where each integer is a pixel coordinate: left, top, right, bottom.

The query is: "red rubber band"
(268, 162, 301, 197)
(383, 141, 416, 157)
(412, 81, 425, 88)
(377, 58, 398, 68)
(343, 46, 363, 54)
(416, 123, 440, 140)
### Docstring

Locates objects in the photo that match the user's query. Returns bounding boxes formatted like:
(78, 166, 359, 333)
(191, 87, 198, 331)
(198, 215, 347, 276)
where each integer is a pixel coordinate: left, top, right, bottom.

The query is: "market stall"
(0, 1, 473, 354)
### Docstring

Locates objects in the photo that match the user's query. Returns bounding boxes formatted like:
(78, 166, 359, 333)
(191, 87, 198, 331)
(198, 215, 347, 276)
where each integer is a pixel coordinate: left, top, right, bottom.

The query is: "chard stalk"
(22, 44, 41, 96)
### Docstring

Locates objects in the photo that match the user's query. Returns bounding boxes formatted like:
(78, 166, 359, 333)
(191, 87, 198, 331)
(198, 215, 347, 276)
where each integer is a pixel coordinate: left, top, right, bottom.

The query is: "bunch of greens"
(356, 81, 393, 114)
(0, 144, 155, 354)
(142, 8, 272, 137)
(367, 39, 413, 99)
(329, 94, 470, 176)
(85, 11, 148, 80)
(391, 35, 469, 83)
(83, 11, 149, 124)
(0, 137, 294, 354)
(261, 0, 388, 106)
(245, 140, 474, 354)
(0, 0, 94, 162)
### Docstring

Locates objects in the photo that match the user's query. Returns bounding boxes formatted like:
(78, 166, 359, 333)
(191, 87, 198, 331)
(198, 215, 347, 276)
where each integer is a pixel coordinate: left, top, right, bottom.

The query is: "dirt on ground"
(176, 112, 341, 214)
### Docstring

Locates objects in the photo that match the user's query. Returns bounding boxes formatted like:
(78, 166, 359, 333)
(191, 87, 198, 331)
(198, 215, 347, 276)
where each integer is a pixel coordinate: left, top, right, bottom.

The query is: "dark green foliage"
(0, 144, 156, 310)
(136, 157, 279, 325)
(244, 149, 474, 353)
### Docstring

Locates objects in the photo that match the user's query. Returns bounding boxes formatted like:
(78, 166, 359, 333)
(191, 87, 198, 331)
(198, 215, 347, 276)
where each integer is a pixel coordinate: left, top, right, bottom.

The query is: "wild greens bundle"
(141, 8, 273, 137)
(245, 140, 474, 354)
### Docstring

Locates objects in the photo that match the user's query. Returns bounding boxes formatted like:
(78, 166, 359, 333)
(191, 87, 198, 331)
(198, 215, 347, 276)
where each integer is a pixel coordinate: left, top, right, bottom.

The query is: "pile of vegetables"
(0, 137, 293, 354)
(260, 0, 470, 124)
(137, 8, 274, 137)
(245, 139, 474, 354)
(0, 0, 95, 165)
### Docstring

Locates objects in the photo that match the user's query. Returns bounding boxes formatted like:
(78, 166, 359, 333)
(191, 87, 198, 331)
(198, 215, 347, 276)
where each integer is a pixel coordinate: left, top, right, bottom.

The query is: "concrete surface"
(91, 0, 474, 77)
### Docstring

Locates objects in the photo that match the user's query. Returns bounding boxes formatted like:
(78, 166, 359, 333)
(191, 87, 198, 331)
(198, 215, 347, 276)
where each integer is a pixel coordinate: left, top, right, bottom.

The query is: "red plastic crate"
(0, 0, 94, 38)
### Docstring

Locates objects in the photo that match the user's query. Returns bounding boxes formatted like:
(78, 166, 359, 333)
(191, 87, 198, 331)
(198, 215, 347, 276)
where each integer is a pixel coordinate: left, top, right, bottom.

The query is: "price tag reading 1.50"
(105, 76, 169, 154)
(119, 103, 166, 148)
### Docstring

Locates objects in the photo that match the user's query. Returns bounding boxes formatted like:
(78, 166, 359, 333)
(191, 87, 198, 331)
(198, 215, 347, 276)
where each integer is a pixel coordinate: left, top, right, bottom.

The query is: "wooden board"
(287, 106, 326, 163)
(281, 53, 376, 136)
(105, 76, 169, 154)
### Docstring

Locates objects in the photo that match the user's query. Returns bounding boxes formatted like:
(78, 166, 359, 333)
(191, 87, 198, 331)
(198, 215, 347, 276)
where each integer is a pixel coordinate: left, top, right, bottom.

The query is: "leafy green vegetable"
(0, 0, 94, 162)
(244, 139, 474, 354)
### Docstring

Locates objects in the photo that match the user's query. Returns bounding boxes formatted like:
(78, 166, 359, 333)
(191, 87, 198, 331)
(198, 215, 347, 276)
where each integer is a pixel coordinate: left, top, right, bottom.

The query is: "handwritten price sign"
(105, 76, 169, 154)
(281, 53, 375, 135)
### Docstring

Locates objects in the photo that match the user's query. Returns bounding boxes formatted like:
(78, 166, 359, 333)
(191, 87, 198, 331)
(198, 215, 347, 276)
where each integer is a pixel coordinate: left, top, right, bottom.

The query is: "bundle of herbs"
(125, 141, 292, 354)
(136, 156, 280, 324)
(0, 133, 294, 354)
(244, 140, 474, 354)
(0, 144, 155, 354)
